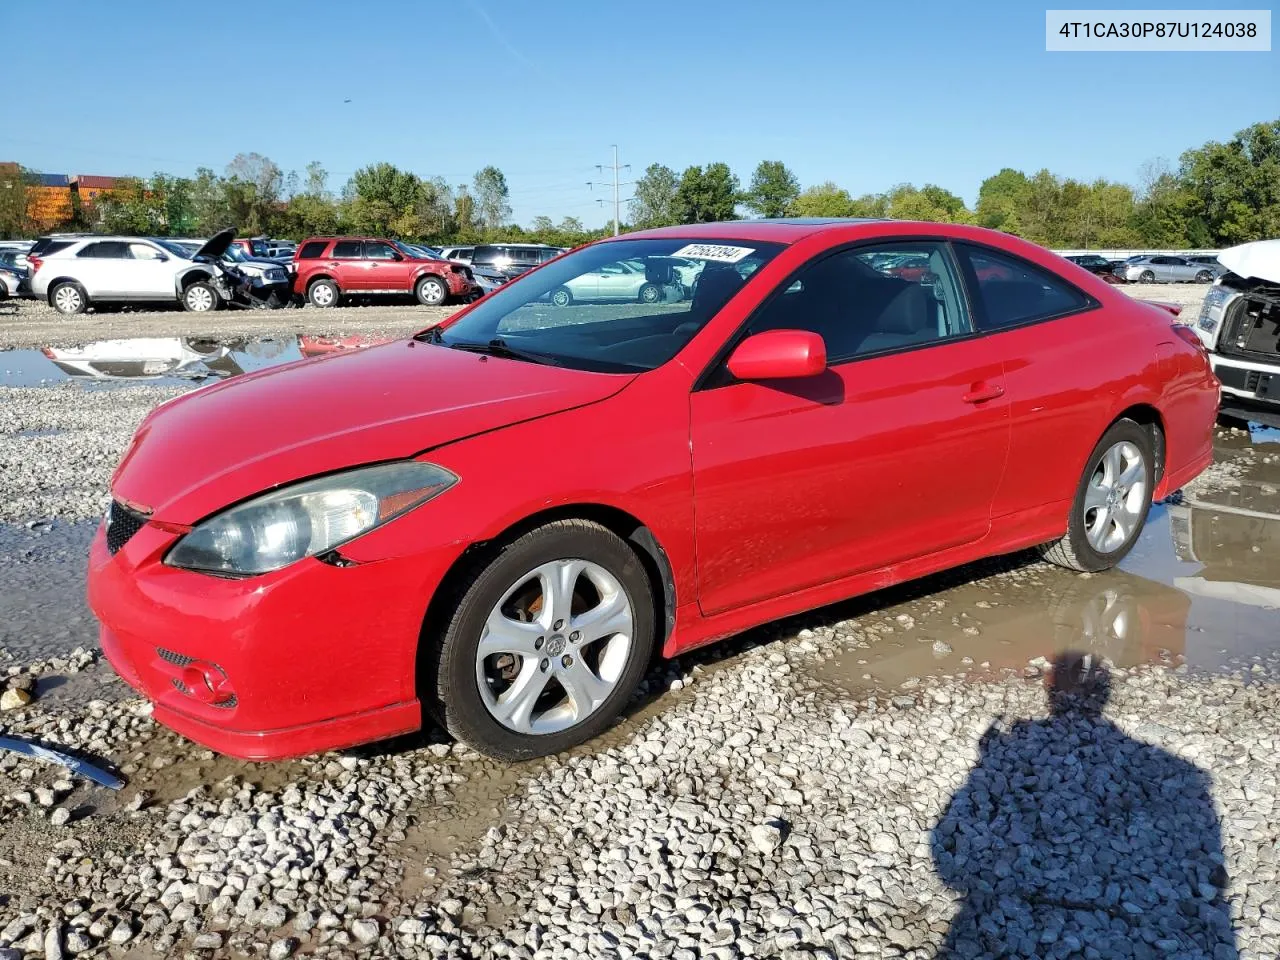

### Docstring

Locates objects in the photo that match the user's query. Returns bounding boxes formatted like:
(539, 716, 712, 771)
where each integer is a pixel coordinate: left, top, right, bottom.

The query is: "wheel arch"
(175, 268, 213, 296)
(45, 277, 85, 305)
(415, 502, 677, 695)
(1107, 402, 1166, 486)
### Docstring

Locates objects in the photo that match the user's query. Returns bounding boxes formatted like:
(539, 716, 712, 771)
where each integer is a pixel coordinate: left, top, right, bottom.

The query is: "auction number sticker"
(671, 243, 756, 263)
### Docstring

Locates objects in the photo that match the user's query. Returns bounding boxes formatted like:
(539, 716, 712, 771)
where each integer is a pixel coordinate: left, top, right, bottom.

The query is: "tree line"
(2, 118, 1276, 249)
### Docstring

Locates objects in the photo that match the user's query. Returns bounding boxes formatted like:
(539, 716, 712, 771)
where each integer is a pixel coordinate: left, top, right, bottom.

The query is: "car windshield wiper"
(427, 332, 560, 366)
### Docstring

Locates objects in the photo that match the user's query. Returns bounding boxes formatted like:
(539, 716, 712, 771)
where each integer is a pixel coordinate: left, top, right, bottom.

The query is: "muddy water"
(803, 422, 1280, 695)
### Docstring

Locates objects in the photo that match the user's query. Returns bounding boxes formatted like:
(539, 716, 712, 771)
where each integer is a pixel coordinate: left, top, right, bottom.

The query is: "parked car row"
(20, 233, 570, 314)
(1062, 252, 1226, 284)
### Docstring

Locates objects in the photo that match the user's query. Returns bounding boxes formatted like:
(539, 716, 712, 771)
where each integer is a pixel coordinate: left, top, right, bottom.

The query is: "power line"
(587, 145, 634, 237)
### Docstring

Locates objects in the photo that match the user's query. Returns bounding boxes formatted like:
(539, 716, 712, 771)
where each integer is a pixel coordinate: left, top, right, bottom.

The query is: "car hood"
(192, 227, 235, 262)
(111, 340, 635, 524)
(1218, 240, 1280, 285)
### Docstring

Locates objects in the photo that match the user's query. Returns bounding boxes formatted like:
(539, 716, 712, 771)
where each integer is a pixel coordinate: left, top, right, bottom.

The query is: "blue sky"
(9, 0, 1277, 228)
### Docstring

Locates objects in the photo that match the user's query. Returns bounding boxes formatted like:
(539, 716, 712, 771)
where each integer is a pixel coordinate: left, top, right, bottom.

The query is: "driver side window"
(748, 241, 972, 363)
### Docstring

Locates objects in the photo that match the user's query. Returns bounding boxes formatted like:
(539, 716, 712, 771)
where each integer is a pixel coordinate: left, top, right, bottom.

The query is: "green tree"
(473, 166, 511, 229)
(884, 183, 972, 224)
(975, 168, 1031, 234)
(675, 163, 739, 223)
(1177, 120, 1280, 245)
(0, 165, 35, 239)
(557, 216, 584, 234)
(630, 163, 680, 228)
(96, 178, 160, 234)
(530, 215, 555, 233)
(745, 160, 800, 218)
(224, 153, 283, 234)
(787, 182, 855, 217)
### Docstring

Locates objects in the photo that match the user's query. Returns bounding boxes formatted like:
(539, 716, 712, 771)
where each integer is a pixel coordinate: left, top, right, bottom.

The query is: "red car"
(88, 219, 1218, 761)
(291, 237, 477, 308)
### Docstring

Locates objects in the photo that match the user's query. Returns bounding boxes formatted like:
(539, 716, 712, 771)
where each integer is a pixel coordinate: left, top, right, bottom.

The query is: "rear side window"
(77, 241, 131, 259)
(957, 245, 1091, 331)
(471, 245, 500, 263)
(297, 241, 327, 259)
(332, 241, 362, 258)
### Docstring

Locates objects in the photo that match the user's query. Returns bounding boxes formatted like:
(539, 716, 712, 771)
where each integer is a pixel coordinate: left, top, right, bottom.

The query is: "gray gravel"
(1, 628, 1277, 958)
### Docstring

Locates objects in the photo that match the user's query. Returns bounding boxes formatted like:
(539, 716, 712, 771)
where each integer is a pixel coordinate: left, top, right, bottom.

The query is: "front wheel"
(1195, 270, 1213, 283)
(426, 520, 656, 760)
(416, 275, 448, 306)
(550, 286, 572, 307)
(1039, 419, 1154, 572)
(182, 281, 220, 313)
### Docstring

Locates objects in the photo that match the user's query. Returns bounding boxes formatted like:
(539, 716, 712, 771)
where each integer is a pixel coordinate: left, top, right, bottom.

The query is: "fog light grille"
(156, 647, 193, 667)
(105, 501, 148, 555)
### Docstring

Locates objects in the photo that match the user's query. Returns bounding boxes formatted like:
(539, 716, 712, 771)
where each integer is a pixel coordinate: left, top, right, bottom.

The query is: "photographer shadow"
(931, 653, 1238, 959)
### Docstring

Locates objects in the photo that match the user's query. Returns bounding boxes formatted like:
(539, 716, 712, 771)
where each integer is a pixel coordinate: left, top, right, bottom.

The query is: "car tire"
(1195, 270, 1213, 283)
(182, 281, 220, 313)
(551, 286, 573, 307)
(1139, 270, 1155, 283)
(638, 282, 662, 304)
(50, 282, 88, 316)
(415, 275, 448, 307)
(308, 279, 340, 309)
(1039, 418, 1155, 573)
(425, 519, 656, 761)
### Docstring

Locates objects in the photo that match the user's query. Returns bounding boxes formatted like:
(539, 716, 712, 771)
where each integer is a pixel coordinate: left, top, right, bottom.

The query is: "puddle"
(0, 334, 391, 388)
(804, 425, 1280, 695)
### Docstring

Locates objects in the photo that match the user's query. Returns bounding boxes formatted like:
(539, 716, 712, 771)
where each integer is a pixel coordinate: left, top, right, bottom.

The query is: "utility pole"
(587, 145, 632, 236)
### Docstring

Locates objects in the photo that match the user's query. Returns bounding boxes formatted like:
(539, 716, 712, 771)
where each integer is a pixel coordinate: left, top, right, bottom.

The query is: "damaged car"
(30, 229, 290, 315)
(1194, 239, 1280, 420)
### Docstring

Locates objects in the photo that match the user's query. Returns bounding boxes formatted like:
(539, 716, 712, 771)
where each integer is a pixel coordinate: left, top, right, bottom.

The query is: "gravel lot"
(3, 280, 1280, 959)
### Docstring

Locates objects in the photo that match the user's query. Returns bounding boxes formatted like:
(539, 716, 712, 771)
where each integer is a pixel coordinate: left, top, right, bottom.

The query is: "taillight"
(27, 256, 43, 274)
(1172, 323, 1209, 357)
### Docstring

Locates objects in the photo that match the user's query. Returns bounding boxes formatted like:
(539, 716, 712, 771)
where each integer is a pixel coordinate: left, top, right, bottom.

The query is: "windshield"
(394, 240, 440, 260)
(153, 239, 194, 258)
(435, 238, 784, 373)
(221, 245, 251, 262)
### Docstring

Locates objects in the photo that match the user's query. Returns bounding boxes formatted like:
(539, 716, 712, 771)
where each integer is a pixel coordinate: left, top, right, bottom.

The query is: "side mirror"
(727, 329, 827, 381)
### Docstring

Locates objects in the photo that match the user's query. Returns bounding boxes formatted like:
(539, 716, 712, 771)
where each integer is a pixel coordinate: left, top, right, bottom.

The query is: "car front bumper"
(87, 517, 459, 759)
(1210, 353, 1280, 407)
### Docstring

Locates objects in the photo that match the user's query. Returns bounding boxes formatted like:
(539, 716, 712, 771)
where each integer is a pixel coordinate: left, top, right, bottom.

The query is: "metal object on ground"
(0, 735, 125, 789)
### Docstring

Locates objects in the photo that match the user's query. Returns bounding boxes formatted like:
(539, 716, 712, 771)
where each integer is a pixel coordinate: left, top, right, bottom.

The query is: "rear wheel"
(415, 275, 448, 306)
(551, 286, 572, 307)
(1139, 270, 1155, 283)
(426, 520, 656, 760)
(638, 282, 662, 304)
(1040, 419, 1154, 572)
(50, 282, 87, 315)
(1195, 270, 1213, 283)
(308, 279, 339, 308)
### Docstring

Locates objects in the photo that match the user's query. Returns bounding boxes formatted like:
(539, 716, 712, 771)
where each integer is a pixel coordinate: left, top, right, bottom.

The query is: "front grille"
(105, 501, 148, 555)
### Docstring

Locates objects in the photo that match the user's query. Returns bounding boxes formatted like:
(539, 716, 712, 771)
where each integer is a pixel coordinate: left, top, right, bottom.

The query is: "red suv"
(292, 237, 477, 308)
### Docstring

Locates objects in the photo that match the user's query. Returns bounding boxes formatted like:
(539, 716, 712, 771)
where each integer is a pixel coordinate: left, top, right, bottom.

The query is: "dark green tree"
(745, 160, 800, 218)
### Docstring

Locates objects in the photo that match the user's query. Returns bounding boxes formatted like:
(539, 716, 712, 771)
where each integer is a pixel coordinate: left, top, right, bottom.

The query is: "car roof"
(613, 217, 890, 245)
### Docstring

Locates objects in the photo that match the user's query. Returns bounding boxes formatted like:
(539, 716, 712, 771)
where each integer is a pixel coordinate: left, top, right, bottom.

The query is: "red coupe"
(88, 219, 1219, 761)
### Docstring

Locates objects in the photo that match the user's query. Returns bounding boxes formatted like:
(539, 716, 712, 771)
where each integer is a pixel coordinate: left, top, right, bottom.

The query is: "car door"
(362, 241, 411, 292)
(329, 239, 364, 289)
(80, 241, 141, 297)
(596, 262, 638, 300)
(127, 242, 177, 298)
(689, 240, 1010, 617)
(1167, 256, 1195, 281)
(952, 243, 1106, 522)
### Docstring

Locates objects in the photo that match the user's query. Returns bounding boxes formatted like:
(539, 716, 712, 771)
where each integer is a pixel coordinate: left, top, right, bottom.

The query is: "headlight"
(166, 461, 456, 575)
(1197, 285, 1230, 333)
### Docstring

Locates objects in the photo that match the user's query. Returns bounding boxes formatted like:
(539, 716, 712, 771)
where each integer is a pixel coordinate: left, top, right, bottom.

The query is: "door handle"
(963, 382, 1005, 404)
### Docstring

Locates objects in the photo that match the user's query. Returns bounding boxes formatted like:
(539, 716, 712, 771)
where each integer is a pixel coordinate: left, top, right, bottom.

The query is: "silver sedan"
(1115, 255, 1218, 284)
(552, 259, 666, 306)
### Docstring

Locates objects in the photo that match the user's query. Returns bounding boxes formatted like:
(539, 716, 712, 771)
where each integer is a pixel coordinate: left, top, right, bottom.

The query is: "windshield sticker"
(671, 243, 755, 264)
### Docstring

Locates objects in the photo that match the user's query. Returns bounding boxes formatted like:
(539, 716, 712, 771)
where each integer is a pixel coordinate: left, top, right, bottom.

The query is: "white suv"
(31, 231, 237, 315)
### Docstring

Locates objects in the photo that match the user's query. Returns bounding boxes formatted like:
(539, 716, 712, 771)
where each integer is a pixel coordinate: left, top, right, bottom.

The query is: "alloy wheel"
(1082, 441, 1147, 553)
(311, 284, 335, 307)
(475, 558, 633, 735)
(54, 286, 82, 313)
